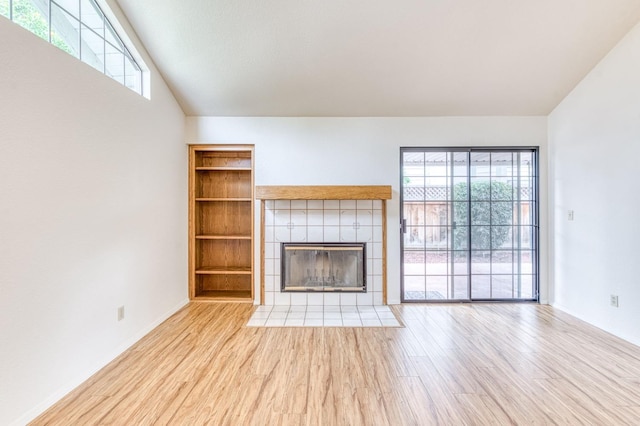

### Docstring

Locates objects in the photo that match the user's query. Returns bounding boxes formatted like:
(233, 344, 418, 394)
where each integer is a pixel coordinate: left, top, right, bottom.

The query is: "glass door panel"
(402, 150, 469, 300)
(401, 148, 538, 302)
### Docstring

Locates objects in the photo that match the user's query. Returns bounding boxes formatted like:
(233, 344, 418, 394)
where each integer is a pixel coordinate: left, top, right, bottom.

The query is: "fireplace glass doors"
(281, 243, 366, 292)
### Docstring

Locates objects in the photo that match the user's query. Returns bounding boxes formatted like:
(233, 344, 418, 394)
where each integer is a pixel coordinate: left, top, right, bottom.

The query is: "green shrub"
(8, 1, 72, 54)
(453, 181, 513, 250)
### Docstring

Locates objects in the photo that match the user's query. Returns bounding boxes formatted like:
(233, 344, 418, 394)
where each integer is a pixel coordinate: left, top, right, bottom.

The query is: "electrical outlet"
(117, 306, 125, 321)
(568, 210, 574, 221)
(610, 295, 619, 308)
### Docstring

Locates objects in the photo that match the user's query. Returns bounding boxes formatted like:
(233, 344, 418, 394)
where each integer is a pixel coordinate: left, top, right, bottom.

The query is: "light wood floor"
(33, 303, 640, 425)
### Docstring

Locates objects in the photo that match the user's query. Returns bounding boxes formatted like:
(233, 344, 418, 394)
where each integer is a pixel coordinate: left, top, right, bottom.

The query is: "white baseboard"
(551, 302, 639, 347)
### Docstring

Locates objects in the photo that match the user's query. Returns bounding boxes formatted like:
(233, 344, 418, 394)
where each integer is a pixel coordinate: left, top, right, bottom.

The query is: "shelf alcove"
(189, 145, 255, 302)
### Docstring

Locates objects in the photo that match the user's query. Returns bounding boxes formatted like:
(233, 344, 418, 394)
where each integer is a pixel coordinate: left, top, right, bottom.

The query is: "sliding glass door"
(400, 148, 538, 302)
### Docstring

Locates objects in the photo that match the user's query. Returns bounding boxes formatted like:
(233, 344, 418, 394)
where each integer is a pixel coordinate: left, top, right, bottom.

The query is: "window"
(1, 0, 144, 96)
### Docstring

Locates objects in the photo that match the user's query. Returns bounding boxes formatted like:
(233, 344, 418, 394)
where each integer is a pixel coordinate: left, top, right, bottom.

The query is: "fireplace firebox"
(281, 243, 366, 292)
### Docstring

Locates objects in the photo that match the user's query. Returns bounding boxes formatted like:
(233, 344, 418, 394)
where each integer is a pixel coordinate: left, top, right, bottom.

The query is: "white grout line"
(246, 305, 401, 328)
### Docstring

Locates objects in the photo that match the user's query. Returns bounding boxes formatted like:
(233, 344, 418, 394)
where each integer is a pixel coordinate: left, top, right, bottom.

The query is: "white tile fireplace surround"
(263, 199, 384, 306)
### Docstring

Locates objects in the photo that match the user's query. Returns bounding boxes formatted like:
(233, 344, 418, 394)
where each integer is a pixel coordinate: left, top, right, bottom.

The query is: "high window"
(1, 0, 144, 95)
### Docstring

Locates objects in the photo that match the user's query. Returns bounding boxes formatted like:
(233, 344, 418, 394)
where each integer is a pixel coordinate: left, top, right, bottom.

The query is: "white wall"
(186, 116, 548, 305)
(548, 22, 640, 346)
(0, 4, 187, 424)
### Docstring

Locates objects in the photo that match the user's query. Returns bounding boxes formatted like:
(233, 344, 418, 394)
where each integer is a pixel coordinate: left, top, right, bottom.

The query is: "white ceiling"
(116, 0, 640, 117)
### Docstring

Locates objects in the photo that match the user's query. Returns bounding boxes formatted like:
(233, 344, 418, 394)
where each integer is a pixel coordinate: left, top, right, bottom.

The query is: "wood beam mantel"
(255, 185, 392, 200)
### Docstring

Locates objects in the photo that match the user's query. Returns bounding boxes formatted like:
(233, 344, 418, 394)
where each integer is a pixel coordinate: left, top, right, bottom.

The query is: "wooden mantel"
(255, 185, 392, 200)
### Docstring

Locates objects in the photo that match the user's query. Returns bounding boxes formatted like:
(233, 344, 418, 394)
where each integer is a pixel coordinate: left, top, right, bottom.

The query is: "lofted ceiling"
(115, 0, 640, 117)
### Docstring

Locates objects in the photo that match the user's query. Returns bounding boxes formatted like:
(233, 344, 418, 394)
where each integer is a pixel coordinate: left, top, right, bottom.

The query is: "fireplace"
(281, 243, 366, 292)
(256, 191, 390, 306)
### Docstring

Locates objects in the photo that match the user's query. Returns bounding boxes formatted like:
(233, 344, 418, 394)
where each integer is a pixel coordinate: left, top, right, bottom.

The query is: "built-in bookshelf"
(189, 145, 254, 301)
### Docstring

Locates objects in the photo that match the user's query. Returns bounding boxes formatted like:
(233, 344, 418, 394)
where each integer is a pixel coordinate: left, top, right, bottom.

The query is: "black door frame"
(400, 147, 540, 303)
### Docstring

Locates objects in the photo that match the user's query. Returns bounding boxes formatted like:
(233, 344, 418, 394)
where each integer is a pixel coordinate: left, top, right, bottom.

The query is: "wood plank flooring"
(32, 303, 640, 425)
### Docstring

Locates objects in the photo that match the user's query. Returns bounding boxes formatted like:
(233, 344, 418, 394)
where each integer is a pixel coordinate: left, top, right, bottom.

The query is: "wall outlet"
(117, 306, 125, 321)
(610, 295, 619, 307)
(568, 210, 574, 221)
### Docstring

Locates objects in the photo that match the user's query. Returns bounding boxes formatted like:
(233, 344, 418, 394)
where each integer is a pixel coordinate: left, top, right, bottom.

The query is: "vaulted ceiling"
(116, 0, 640, 117)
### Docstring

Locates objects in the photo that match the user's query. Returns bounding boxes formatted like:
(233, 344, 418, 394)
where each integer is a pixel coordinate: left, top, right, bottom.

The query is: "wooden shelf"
(196, 198, 252, 202)
(255, 185, 392, 200)
(196, 235, 251, 240)
(192, 290, 253, 301)
(195, 267, 252, 275)
(196, 167, 252, 171)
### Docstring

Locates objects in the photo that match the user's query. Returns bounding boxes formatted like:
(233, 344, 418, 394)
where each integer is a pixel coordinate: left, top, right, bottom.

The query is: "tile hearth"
(246, 305, 401, 328)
